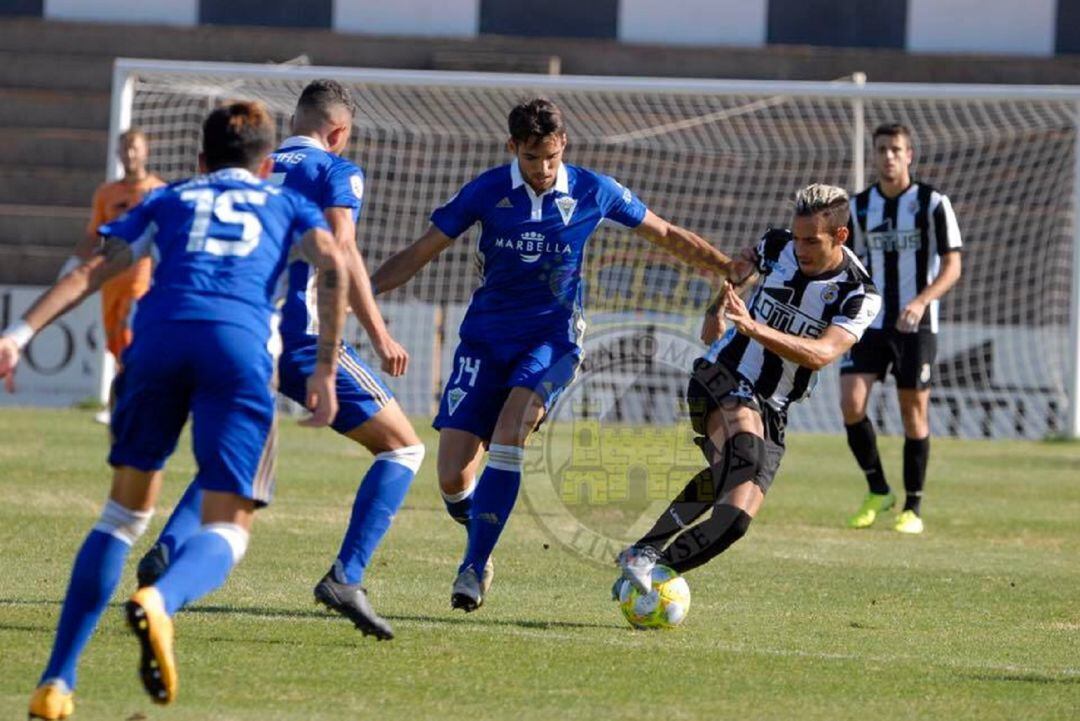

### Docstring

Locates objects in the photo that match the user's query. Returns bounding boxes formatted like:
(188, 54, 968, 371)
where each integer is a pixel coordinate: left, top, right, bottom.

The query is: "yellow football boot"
(125, 586, 178, 705)
(845, 492, 895, 529)
(894, 509, 925, 534)
(28, 681, 74, 720)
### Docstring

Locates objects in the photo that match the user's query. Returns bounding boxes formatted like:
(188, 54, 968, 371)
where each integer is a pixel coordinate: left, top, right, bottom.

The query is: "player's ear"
(835, 224, 850, 245)
(255, 155, 274, 179)
(197, 152, 207, 174)
(506, 138, 517, 155)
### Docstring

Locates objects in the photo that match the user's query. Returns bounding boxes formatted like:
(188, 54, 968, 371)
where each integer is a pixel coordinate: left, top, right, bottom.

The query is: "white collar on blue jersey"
(208, 167, 258, 182)
(510, 159, 570, 196)
(279, 135, 328, 151)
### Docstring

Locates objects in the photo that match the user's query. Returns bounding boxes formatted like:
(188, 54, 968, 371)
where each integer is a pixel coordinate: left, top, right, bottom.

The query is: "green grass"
(1, 407, 1078, 720)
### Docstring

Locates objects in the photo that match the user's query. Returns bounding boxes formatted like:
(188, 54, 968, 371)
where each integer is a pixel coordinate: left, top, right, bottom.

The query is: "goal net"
(110, 60, 1080, 440)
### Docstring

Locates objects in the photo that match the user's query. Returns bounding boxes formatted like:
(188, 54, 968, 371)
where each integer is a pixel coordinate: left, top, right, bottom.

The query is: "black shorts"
(685, 358, 786, 493)
(840, 328, 937, 390)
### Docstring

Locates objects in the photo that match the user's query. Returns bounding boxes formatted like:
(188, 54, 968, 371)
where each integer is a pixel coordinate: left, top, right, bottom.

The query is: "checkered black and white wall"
(5, 0, 1080, 57)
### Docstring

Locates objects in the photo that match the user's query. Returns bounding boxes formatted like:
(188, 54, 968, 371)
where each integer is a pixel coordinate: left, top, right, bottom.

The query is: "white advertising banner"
(0, 286, 107, 408)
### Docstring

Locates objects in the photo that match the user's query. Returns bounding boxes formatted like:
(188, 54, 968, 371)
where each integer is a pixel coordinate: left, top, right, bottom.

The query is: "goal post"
(107, 58, 1080, 440)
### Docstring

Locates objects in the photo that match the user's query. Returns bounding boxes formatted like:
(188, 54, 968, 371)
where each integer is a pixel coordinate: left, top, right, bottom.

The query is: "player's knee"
(93, 499, 154, 546)
(204, 522, 250, 564)
(707, 431, 768, 494)
(375, 443, 425, 475)
(839, 402, 866, 425)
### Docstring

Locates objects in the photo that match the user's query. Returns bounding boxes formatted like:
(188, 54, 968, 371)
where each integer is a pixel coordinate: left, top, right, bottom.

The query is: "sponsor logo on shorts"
(920, 363, 931, 384)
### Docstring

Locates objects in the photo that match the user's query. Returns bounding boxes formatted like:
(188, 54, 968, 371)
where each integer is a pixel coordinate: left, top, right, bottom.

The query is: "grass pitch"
(0, 407, 1077, 720)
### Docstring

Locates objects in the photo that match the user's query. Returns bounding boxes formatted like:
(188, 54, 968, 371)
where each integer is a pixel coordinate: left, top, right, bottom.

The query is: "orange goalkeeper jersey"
(87, 175, 165, 357)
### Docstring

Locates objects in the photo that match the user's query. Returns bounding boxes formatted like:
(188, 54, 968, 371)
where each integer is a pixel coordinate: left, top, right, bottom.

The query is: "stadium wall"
(6, 0, 1080, 57)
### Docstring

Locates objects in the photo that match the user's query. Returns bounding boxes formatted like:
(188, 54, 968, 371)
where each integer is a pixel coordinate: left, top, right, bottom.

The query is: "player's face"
(792, 213, 845, 275)
(509, 133, 566, 193)
(873, 133, 912, 183)
(119, 135, 148, 175)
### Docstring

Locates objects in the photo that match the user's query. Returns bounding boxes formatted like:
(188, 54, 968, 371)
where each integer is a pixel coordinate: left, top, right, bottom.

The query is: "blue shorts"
(278, 340, 393, 435)
(433, 337, 582, 440)
(109, 320, 277, 506)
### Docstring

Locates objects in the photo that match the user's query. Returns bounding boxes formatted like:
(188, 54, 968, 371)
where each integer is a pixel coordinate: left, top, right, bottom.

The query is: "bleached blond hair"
(794, 183, 850, 232)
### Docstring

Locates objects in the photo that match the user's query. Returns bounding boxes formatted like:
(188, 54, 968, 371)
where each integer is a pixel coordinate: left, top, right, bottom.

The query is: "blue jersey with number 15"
(99, 167, 329, 344)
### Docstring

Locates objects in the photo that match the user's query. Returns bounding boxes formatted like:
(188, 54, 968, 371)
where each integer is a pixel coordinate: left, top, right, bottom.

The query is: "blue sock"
(40, 501, 151, 689)
(158, 481, 203, 559)
(333, 445, 422, 585)
(461, 444, 523, 576)
(155, 524, 248, 616)
(441, 477, 476, 526)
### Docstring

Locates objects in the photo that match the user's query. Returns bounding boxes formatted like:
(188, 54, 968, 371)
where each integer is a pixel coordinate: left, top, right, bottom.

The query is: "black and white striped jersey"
(848, 182, 962, 333)
(704, 229, 882, 412)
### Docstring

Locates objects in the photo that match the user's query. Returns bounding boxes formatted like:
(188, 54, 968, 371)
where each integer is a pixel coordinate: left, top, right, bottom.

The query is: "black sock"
(660, 504, 752, 574)
(636, 468, 715, 551)
(903, 436, 930, 514)
(845, 418, 889, 495)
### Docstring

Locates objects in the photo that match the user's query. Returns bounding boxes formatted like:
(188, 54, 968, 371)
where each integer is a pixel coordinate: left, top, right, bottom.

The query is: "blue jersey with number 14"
(98, 167, 329, 344)
(269, 136, 365, 343)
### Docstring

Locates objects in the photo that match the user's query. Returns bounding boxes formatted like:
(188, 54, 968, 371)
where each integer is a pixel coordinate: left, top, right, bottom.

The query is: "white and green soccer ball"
(618, 564, 691, 630)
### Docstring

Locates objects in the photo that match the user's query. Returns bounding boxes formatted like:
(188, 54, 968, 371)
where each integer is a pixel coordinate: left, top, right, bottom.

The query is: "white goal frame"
(106, 57, 1080, 439)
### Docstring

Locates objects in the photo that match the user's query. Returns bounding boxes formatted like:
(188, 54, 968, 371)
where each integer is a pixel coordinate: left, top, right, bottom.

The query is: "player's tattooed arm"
(300, 228, 347, 368)
(369, 224, 455, 296)
(632, 210, 734, 280)
(14, 236, 134, 337)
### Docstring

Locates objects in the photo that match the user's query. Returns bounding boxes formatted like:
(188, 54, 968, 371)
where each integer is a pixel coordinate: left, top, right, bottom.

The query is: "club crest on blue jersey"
(555, 195, 576, 225)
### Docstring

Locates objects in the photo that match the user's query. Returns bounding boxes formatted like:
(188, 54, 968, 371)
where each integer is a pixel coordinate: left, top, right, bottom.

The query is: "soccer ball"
(617, 565, 691, 630)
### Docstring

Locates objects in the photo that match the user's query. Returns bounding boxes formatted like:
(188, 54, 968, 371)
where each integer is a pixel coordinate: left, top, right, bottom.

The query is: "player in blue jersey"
(371, 98, 737, 611)
(2, 101, 347, 719)
(136, 80, 422, 641)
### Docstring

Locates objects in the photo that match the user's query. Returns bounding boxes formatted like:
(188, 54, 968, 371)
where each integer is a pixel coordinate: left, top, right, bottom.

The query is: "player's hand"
(700, 299, 726, 345)
(896, 298, 927, 333)
(723, 284, 756, 336)
(373, 334, 409, 377)
(728, 246, 758, 286)
(301, 366, 339, 428)
(0, 337, 20, 393)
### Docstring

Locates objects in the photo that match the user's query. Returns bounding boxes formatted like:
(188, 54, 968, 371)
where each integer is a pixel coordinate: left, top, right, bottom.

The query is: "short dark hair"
(296, 78, 356, 121)
(872, 122, 913, 146)
(202, 101, 275, 172)
(507, 98, 565, 144)
(794, 183, 850, 233)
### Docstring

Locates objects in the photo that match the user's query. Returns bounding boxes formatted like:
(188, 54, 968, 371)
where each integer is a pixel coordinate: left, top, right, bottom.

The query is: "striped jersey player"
(840, 123, 963, 535)
(617, 184, 881, 595)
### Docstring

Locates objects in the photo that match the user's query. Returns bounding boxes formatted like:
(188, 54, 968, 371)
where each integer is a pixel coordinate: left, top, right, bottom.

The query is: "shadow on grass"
(188, 604, 622, 631)
(0, 599, 623, 634)
(963, 672, 1080, 685)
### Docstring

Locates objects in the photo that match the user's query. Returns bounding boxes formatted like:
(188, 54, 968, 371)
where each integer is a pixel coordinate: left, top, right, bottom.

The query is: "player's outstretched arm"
(632, 210, 735, 279)
(325, 207, 408, 376)
(369, 225, 455, 296)
(298, 227, 347, 427)
(0, 238, 133, 391)
(723, 284, 856, 370)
